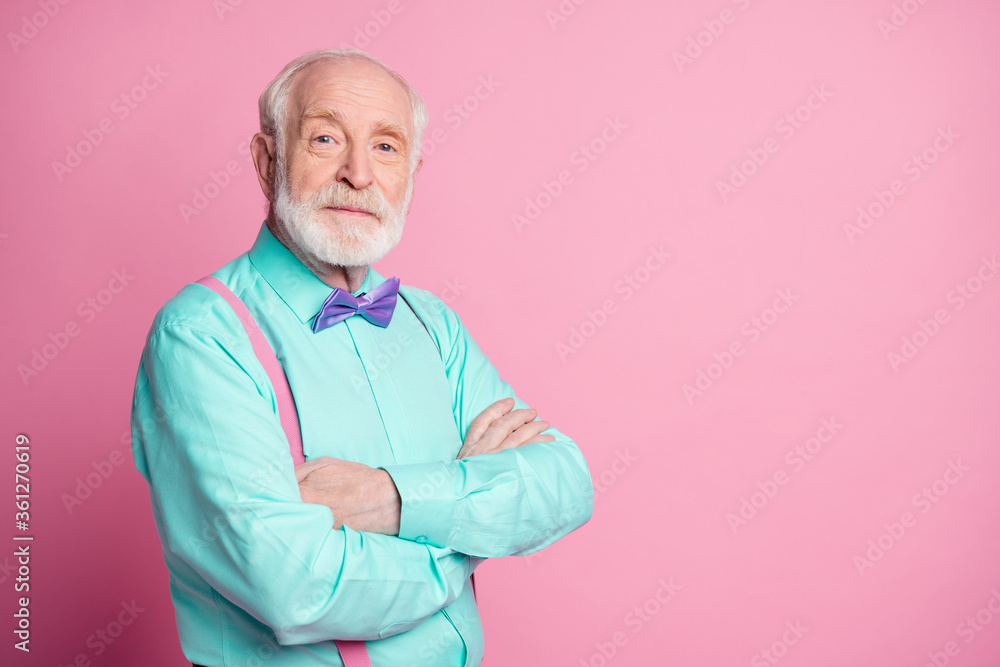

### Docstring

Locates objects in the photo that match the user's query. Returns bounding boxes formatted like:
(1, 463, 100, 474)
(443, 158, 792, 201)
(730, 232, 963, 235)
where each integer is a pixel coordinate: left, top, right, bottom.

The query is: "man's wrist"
(380, 461, 457, 547)
(370, 468, 402, 536)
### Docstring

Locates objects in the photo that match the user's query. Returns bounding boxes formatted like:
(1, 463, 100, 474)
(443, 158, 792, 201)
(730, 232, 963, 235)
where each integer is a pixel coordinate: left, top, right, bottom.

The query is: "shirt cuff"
(381, 461, 457, 548)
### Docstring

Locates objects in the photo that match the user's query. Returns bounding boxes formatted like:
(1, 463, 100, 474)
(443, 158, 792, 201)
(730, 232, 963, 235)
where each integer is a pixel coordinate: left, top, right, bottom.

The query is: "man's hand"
(457, 397, 553, 459)
(295, 398, 551, 532)
(295, 457, 401, 535)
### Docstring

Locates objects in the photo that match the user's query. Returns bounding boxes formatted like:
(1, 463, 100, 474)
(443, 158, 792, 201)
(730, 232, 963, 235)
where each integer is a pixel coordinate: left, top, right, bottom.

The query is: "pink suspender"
(195, 276, 372, 667)
(196, 277, 306, 466)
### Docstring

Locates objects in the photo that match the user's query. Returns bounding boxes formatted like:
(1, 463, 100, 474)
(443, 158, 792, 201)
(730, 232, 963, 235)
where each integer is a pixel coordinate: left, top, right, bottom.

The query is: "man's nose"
(335, 142, 374, 190)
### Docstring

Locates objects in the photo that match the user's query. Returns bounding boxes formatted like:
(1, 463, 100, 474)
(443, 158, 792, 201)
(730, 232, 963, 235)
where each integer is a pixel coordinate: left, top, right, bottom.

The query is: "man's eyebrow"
(371, 119, 410, 147)
(300, 107, 410, 146)
(300, 107, 346, 128)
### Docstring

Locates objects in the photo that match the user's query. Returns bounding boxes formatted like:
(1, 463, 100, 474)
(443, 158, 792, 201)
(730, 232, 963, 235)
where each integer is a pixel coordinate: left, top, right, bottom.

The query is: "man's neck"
(266, 216, 369, 293)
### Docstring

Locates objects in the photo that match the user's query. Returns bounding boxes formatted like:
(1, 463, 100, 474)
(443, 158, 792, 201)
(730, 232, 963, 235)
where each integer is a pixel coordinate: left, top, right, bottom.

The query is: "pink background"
(2, 0, 1000, 665)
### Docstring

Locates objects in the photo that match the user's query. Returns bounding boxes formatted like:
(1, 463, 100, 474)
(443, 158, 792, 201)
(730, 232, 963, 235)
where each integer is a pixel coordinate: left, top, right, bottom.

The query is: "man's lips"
(324, 206, 372, 216)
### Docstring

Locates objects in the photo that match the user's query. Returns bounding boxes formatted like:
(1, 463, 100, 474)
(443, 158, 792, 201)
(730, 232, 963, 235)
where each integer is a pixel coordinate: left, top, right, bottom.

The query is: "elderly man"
(130, 48, 593, 667)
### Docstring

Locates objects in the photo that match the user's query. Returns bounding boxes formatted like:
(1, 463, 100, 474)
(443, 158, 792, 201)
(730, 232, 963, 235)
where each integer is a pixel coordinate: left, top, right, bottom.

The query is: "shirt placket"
(343, 316, 412, 465)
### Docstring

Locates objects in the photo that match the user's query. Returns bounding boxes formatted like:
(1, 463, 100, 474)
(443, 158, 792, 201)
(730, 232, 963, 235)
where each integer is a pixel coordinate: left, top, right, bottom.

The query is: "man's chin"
(302, 233, 394, 268)
(278, 208, 403, 268)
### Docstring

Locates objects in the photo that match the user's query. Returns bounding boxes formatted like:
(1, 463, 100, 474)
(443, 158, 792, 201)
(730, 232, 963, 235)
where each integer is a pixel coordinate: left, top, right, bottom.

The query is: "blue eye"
(377, 143, 396, 153)
(315, 136, 332, 143)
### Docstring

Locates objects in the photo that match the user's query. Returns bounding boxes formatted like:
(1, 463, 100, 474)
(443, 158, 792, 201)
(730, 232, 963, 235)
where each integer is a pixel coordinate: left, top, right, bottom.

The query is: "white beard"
(272, 157, 411, 268)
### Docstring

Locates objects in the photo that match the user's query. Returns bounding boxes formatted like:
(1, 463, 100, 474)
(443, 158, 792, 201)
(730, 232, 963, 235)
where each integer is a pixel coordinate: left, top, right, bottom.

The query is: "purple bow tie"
(311, 276, 400, 333)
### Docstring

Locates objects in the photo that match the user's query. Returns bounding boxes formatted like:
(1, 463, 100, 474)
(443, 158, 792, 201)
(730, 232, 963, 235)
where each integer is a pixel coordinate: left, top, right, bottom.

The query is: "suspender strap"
(195, 276, 371, 666)
(335, 641, 374, 667)
(196, 276, 306, 465)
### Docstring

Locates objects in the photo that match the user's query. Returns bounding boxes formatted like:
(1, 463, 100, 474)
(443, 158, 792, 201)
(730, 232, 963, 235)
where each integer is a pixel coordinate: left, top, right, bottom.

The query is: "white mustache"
(312, 184, 388, 220)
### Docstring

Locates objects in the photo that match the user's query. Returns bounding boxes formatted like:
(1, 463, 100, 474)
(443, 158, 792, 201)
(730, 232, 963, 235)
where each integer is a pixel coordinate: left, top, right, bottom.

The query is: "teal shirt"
(130, 222, 594, 667)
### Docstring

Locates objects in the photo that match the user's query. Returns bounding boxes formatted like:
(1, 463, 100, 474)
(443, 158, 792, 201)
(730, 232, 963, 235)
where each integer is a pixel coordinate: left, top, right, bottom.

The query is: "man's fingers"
(476, 398, 516, 425)
(465, 398, 515, 446)
(498, 420, 550, 450)
(459, 400, 554, 459)
(294, 459, 322, 482)
(458, 424, 554, 459)
(293, 456, 337, 482)
(480, 408, 537, 449)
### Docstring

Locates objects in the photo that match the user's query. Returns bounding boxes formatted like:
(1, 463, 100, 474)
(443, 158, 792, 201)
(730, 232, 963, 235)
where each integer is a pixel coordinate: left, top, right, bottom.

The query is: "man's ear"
(251, 132, 277, 201)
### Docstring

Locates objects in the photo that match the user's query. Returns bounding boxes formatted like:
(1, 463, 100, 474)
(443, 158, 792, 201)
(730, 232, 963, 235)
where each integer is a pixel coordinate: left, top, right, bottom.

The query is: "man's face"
(271, 60, 417, 269)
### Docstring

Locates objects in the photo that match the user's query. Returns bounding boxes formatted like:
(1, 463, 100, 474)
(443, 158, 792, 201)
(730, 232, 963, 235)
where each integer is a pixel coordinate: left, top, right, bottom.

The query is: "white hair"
(258, 48, 428, 172)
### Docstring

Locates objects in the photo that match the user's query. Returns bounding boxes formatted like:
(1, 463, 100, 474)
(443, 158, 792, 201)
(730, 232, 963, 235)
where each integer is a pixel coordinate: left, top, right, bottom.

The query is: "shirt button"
(416, 536, 428, 544)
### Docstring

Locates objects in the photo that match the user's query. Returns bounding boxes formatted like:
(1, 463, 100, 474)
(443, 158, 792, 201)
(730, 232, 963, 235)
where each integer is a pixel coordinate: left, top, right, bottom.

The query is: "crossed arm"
(296, 300, 594, 559)
(295, 398, 554, 536)
(133, 295, 593, 643)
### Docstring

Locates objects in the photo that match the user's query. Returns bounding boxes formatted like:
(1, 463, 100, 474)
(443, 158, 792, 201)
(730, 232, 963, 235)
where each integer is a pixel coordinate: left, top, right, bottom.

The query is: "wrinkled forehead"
(285, 60, 414, 140)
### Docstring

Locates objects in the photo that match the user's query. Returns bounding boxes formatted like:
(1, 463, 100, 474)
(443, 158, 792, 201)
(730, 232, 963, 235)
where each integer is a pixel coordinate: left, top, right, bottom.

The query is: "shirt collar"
(247, 221, 386, 325)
